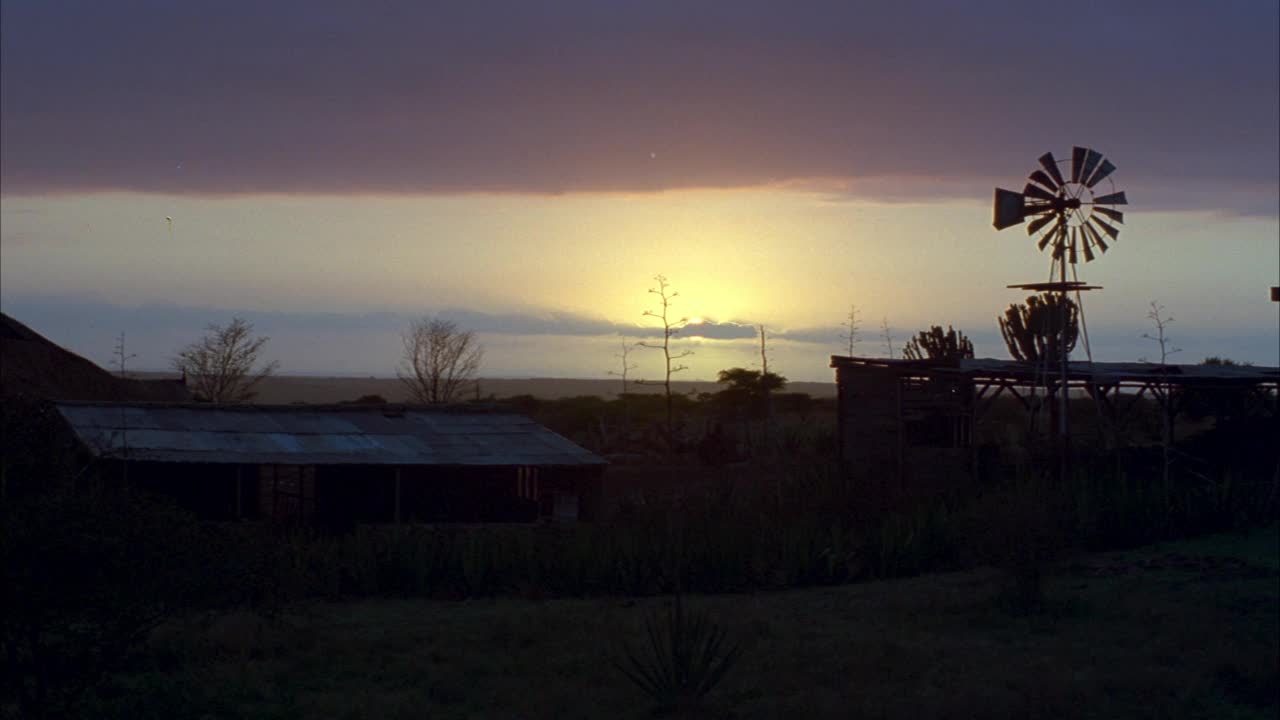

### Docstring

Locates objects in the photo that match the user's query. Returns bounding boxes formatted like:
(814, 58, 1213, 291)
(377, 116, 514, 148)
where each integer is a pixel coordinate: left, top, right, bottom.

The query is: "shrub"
(1, 488, 220, 718)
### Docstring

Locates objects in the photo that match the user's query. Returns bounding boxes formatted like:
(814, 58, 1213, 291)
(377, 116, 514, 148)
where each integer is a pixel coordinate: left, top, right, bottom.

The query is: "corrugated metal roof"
(830, 355, 1280, 384)
(55, 403, 607, 467)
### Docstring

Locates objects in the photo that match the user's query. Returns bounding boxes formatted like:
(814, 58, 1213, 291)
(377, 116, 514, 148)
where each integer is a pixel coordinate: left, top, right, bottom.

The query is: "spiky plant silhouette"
(612, 594, 741, 713)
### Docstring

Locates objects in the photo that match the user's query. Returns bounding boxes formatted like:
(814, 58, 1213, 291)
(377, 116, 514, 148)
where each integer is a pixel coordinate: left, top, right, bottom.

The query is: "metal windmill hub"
(1055, 196, 1082, 212)
(992, 146, 1128, 266)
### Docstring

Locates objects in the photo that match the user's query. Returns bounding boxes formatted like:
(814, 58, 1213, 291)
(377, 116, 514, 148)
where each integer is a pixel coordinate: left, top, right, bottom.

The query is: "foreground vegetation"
(39, 525, 1280, 719)
(5, 455, 1277, 718)
(4, 384, 1275, 716)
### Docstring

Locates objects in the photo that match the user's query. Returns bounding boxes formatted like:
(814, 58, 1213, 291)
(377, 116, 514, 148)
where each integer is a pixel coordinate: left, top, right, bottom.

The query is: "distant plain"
(136, 373, 838, 404)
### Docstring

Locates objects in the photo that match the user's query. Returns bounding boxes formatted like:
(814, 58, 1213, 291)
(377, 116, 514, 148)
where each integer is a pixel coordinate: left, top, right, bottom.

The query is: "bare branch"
(638, 274, 694, 455)
(398, 318, 483, 404)
(840, 305, 861, 357)
(171, 317, 277, 403)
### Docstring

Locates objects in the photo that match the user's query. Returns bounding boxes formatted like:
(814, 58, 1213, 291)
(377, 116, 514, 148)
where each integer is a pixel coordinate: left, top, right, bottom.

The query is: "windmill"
(992, 147, 1129, 467)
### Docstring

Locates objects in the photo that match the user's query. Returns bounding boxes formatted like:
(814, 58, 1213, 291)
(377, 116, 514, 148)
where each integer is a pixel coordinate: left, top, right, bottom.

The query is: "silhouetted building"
(831, 355, 1279, 494)
(1, 312, 190, 402)
(54, 402, 606, 525)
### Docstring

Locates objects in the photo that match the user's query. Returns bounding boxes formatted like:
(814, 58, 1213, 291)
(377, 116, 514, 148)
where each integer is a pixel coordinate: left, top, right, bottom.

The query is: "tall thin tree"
(111, 331, 137, 380)
(758, 324, 774, 452)
(608, 339, 640, 394)
(110, 331, 139, 481)
(638, 275, 692, 455)
(880, 316, 896, 359)
(841, 305, 861, 357)
(1141, 301, 1182, 485)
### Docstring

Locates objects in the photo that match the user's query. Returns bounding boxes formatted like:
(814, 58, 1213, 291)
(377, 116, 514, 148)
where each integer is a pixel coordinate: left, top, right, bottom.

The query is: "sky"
(2, 1, 1277, 382)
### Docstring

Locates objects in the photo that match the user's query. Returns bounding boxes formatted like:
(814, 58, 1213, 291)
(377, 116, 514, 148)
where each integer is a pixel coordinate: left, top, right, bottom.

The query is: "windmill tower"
(993, 147, 1129, 473)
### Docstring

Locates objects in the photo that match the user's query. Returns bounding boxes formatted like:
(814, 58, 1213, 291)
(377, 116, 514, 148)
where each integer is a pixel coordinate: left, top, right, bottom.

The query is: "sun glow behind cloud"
(2, 186, 1277, 379)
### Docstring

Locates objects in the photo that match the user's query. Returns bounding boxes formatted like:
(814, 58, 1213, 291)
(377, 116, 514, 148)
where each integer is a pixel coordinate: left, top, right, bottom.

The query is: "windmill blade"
(1039, 219, 1065, 252)
(1092, 191, 1128, 205)
(1082, 233, 1096, 262)
(1068, 227, 1079, 264)
(1071, 147, 1088, 183)
(1079, 149, 1103, 186)
(1024, 202, 1054, 217)
(1028, 170, 1059, 193)
(1083, 221, 1110, 254)
(1090, 215, 1121, 241)
(1022, 182, 1056, 202)
(1093, 206, 1124, 223)
(1085, 158, 1116, 188)
(1038, 152, 1066, 188)
(993, 188, 1027, 229)
(1026, 213, 1056, 235)
(1037, 226, 1054, 251)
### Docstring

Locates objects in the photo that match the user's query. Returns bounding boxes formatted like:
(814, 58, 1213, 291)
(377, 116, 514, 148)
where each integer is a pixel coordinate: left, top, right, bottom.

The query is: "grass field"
(104, 525, 1278, 719)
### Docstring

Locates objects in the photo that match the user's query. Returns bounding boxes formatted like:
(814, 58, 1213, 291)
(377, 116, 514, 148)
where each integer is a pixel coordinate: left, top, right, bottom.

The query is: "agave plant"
(612, 593, 742, 712)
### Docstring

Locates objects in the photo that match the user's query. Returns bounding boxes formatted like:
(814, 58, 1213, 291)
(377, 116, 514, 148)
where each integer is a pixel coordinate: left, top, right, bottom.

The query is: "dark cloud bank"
(0, 296, 762, 342)
(2, 1, 1276, 215)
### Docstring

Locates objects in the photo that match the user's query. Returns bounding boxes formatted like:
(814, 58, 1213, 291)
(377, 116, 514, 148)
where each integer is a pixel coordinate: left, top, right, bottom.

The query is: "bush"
(1, 488, 222, 718)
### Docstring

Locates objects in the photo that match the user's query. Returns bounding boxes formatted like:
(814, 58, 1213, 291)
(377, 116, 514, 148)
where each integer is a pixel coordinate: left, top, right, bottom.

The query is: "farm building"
(54, 402, 607, 526)
(0, 312, 190, 402)
(831, 355, 1279, 491)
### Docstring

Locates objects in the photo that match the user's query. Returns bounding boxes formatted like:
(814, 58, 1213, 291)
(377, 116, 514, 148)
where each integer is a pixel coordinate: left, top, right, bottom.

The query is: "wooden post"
(394, 467, 402, 524)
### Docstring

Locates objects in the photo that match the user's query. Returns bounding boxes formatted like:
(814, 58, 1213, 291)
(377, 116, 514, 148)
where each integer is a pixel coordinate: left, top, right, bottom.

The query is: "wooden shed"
(830, 355, 1279, 492)
(55, 402, 607, 526)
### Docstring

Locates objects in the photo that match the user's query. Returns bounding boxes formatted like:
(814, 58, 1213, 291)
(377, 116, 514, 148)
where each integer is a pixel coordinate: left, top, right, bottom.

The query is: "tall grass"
(183, 450, 1272, 607)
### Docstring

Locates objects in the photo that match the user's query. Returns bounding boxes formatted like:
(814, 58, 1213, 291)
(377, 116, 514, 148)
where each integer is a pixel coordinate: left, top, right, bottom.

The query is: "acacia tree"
(398, 318, 483, 404)
(902, 325, 974, 361)
(998, 293, 1079, 363)
(714, 368, 787, 425)
(172, 317, 278, 403)
(638, 275, 692, 453)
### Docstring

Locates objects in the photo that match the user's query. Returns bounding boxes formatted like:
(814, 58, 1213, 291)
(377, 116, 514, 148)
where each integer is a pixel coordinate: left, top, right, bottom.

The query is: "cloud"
(1, 1, 1275, 215)
(5, 295, 1275, 375)
(0, 295, 769, 343)
(680, 320, 758, 340)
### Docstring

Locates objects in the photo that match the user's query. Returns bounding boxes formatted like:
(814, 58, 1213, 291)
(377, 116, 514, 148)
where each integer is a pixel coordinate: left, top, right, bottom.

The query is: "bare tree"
(110, 331, 140, 480)
(1141, 301, 1182, 485)
(398, 318, 483, 404)
(608, 338, 640, 394)
(880, 316, 896, 359)
(172, 317, 278, 403)
(841, 305, 861, 357)
(758, 324, 775, 452)
(1140, 301, 1181, 366)
(638, 275, 692, 454)
(110, 331, 137, 379)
